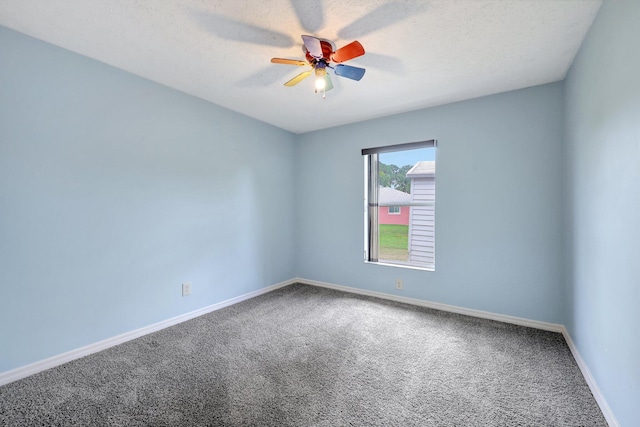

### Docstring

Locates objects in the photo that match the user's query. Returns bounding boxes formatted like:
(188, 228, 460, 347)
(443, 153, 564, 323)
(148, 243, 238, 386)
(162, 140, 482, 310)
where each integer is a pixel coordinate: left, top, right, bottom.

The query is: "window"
(363, 140, 436, 270)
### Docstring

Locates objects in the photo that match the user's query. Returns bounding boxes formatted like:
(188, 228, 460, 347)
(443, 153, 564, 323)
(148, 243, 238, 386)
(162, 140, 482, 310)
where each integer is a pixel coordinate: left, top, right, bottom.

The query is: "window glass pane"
(370, 145, 436, 269)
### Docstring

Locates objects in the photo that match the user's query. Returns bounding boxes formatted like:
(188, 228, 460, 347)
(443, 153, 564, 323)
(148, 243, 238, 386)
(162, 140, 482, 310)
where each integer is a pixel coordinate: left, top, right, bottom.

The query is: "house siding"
(409, 176, 435, 266)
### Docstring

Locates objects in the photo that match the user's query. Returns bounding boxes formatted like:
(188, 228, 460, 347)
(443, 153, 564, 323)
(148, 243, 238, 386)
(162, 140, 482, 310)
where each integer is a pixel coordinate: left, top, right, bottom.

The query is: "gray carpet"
(0, 283, 606, 426)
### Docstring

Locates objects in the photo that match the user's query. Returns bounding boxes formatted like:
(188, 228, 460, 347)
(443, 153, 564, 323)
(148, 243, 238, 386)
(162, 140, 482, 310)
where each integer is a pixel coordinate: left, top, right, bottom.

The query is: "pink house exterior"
(378, 186, 410, 225)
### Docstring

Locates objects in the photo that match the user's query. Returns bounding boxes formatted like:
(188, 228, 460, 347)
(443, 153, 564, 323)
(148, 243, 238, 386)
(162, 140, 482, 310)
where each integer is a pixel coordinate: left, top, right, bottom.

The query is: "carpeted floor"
(0, 283, 606, 426)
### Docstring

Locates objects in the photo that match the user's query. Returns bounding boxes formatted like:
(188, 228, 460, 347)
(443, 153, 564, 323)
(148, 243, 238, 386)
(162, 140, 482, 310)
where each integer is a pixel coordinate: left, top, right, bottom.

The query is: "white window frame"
(363, 140, 437, 271)
(388, 206, 401, 215)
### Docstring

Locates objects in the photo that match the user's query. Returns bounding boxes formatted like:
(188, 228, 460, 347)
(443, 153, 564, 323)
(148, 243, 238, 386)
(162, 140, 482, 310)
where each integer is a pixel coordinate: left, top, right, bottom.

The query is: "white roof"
(378, 186, 411, 206)
(406, 161, 435, 177)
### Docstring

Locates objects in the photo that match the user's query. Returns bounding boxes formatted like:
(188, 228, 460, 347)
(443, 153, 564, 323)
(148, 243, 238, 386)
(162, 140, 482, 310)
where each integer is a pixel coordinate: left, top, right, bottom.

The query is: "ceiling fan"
(271, 35, 366, 98)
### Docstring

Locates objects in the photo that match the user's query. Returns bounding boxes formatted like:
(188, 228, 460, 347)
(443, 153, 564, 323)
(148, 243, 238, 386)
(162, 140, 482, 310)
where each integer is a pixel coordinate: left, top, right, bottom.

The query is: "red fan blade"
(331, 41, 365, 63)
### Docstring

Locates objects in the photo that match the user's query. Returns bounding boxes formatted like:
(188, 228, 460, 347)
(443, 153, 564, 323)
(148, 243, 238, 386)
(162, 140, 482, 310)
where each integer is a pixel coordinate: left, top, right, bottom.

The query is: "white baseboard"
(295, 277, 618, 427)
(295, 277, 564, 332)
(0, 278, 295, 387)
(560, 327, 619, 427)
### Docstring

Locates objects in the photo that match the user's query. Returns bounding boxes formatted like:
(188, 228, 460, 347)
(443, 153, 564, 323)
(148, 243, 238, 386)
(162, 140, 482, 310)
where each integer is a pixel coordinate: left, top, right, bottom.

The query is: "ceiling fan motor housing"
(273, 36, 365, 90)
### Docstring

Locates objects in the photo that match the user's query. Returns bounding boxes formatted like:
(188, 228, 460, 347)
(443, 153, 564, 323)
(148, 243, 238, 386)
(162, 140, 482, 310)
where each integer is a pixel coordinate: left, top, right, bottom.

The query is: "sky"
(379, 147, 436, 168)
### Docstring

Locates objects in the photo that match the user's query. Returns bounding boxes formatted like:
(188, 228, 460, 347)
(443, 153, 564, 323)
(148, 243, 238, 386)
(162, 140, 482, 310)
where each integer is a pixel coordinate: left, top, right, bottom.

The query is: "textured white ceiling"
(0, 1, 602, 133)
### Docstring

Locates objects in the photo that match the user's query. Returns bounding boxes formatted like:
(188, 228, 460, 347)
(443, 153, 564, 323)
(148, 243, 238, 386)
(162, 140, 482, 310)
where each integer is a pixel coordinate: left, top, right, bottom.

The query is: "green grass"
(379, 224, 409, 261)
(379, 224, 409, 249)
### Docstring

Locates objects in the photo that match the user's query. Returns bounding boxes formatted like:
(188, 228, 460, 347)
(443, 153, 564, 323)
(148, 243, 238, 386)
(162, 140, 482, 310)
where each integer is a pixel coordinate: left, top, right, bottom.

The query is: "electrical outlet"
(395, 279, 403, 290)
(182, 282, 192, 297)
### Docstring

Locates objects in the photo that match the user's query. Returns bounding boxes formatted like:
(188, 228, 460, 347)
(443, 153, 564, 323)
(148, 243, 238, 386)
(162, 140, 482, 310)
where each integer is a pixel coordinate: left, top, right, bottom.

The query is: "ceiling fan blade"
(301, 35, 323, 58)
(271, 58, 307, 66)
(284, 71, 312, 86)
(324, 74, 334, 92)
(334, 64, 366, 81)
(331, 41, 365, 63)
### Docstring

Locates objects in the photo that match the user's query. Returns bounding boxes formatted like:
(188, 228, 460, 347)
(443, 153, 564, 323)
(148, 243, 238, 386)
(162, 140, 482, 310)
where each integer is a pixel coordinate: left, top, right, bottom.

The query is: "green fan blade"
(324, 74, 334, 92)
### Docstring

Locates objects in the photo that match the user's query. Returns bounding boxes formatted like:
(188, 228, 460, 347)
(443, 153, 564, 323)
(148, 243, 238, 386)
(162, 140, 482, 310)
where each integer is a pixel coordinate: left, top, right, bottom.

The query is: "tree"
(379, 162, 412, 193)
(379, 170, 391, 188)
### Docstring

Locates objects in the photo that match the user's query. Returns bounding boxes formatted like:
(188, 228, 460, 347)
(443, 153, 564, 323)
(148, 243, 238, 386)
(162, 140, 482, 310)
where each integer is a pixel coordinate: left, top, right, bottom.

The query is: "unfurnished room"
(0, 1, 638, 426)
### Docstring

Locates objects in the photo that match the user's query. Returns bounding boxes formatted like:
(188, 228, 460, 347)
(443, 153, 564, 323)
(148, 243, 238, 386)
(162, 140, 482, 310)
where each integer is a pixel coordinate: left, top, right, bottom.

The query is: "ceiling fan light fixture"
(315, 67, 327, 91)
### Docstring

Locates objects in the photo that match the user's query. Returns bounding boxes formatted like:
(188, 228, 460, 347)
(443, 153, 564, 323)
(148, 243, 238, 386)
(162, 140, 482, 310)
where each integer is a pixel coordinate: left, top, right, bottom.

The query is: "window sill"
(364, 260, 434, 272)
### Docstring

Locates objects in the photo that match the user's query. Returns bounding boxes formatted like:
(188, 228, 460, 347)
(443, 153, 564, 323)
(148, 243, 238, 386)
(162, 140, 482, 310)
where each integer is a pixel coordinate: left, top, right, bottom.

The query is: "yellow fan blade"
(271, 58, 307, 66)
(284, 71, 312, 87)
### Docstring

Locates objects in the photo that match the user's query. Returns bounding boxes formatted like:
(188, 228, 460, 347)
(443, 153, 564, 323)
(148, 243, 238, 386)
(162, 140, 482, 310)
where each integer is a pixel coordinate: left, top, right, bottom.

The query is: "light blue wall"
(295, 83, 566, 324)
(0, 26, 296, 372)
(3, 5, 637, 422)
(564, 1, 640, 425)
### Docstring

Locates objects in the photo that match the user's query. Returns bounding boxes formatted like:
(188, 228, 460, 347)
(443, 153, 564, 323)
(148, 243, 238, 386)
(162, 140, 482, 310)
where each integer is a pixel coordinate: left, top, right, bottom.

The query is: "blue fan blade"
(334, 64, 366, 81)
